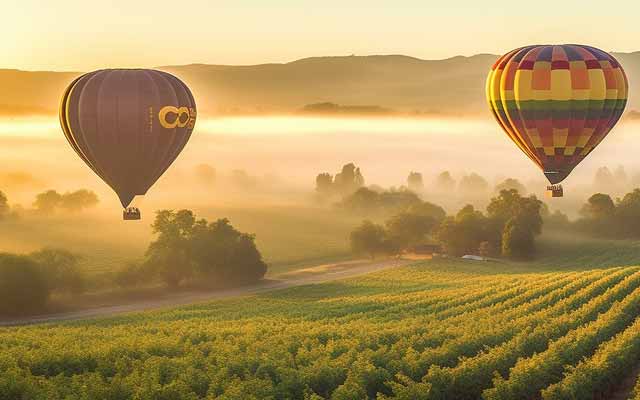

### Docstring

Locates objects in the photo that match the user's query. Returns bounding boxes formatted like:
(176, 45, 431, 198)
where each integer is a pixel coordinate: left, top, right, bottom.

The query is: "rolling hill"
(2, 51, 640, 117)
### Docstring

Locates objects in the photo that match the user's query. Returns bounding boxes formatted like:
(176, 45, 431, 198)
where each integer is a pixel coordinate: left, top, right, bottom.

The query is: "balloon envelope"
(60, 69, 196, 207)
(486, 45, 627, 184)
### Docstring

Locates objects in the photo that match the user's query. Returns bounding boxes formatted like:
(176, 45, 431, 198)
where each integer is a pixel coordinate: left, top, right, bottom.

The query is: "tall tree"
(350, 220, 393, 259)
(494, 178, 526, 195)
(580, 193, 615, 220)
(315, 173, 333, 197)
(0, 190, 8, 219)
(407, 172, 424, 192)
(458, 173, 489, 194)
(435, 171, 456, 192)
(59, 189, 99, 212)
(146, 210, 198, 288)
(33, 190, 62, 214)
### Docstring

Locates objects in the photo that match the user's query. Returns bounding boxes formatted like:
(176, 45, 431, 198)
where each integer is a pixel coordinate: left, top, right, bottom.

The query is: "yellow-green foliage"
(3, 258, 640, 399)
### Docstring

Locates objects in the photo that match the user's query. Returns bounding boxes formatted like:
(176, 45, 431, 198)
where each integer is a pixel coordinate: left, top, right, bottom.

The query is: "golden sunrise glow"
(4, 0, 640, 71)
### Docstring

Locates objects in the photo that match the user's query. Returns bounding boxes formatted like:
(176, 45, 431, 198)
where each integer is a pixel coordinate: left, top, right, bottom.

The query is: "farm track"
(0, 258, 413, 327)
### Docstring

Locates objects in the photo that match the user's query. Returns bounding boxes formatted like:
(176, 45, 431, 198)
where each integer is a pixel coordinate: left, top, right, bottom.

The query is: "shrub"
(30, 248, 85, 295)
(0, 253, 49, 315)
(350, 220, 395, 259)
(114, 261, 150, 289)
(146, 210, 268, 288)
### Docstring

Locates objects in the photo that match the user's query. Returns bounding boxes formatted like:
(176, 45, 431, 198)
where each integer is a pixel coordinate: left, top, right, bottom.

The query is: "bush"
(0, 253, 49, 315)
(190, 218, 268, 285)
(350, 221, 396, 259)
(59, 189, 99, 212)
(146, 210, 268, 288)
(33, 189, 99, 214)
(30, 248, 85, 295)
(575, 189, 640, 239)
(340, 187, 423, 216)
(114, 261, 150, 289)
(33, 190, 62, 214)
(435, 190, 543, 259)
(386, 212, 438, 250)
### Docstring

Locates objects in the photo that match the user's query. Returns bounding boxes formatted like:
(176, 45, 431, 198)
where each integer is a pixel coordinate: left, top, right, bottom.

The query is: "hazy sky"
(6, 0, 640, 71)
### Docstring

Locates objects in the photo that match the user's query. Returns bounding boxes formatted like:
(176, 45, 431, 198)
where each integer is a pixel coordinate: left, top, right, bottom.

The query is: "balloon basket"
(546, 185, 563, 198)
(123, 208, 141, 220)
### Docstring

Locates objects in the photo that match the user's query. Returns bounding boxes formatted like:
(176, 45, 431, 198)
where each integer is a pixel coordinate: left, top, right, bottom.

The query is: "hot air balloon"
(486, 45, 628, 197)
(59, 69, 196, 219)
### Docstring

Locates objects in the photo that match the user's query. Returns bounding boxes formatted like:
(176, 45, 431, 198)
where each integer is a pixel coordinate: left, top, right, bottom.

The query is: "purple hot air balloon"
(59, 69, 196, 219)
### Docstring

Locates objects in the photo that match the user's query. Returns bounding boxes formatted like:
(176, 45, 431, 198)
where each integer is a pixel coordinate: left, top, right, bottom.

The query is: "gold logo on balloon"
(158, 106, 196, 129)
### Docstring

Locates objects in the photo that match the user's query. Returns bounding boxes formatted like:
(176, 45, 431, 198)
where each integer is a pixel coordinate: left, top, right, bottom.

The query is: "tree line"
(350, 189, 544, 260)
(0, 188, 100, 219)
(0, 248, 85, 315)
(0, 209, 267, 317)
(571, 189, 640, 239)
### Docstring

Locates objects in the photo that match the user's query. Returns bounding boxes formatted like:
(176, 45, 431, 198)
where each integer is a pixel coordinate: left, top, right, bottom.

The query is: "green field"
(0, 205, 359, 281)
(3, 235, 640, 399)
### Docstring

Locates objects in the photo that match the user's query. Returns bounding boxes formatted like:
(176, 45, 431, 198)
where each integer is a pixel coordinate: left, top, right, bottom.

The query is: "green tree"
(0, 190, 8, 219)
(436, 205, 488, 256)
(0, 253, 49, 315)
(190, 218, 267, 285)
(544, 209, 571, 230)
(147, 210, 268, 288)
(580, 193, 615, 219)
(488, 190, 543, 258)
(334, 163, 365, 195)
(30, 248, 85, 295)
(59, 189, 99, 212)
(350, 220, 393, 259)
(458, 173, 489, 194)
(406, 201, 446, 221)
(502, 217, 535, 259)
(114, 261, 149, 289)
(614, 189, 640, 237)
(386, 212, 438, 250)
(340, 187, 380, 214)
(377, 190, 422, 215)
(495, 178, 526, 195)
(146, 209, 197, 288)
(487, 189, 543, 236)
(315, 172, 334, 198)
(407, 172, 424, 192)
(435, 171, 455, 192)
(33, 190, 62, 214)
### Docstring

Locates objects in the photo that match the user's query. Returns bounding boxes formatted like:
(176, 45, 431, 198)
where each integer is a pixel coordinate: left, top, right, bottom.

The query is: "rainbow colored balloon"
(486, 45, 628, 186)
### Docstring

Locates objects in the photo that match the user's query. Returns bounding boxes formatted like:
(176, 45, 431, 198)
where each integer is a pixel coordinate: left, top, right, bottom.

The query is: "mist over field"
(1, 115, 639, 210)
(0, 114, 637, 282)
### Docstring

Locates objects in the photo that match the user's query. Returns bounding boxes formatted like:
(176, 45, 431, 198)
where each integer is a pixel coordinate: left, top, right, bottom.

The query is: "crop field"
(4, 241, 640, 399)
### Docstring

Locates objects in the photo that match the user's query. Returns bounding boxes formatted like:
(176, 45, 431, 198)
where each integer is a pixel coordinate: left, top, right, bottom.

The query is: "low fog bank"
(1, 115, 640, 315)
(1, 116, 639, 216)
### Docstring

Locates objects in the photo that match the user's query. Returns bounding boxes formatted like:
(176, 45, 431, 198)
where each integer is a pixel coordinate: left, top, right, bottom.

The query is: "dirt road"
(0, 258, 414, 327)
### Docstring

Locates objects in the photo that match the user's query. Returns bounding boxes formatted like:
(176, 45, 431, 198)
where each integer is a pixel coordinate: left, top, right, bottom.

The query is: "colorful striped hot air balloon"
(60, 69, 197, 219)
(486, 45, 628, 197)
